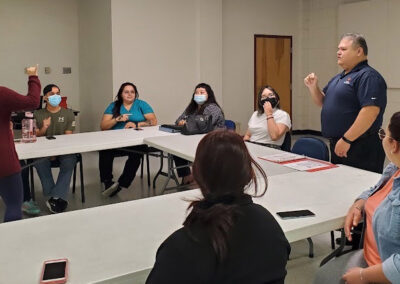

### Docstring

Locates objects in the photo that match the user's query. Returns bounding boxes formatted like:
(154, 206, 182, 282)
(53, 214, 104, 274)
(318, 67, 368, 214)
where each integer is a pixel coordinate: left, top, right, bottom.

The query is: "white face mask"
(194, 94, 207, 105)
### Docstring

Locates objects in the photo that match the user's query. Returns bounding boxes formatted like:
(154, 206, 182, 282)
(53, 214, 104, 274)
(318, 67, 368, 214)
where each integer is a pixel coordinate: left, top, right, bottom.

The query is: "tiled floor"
(0, 140, 343, 283)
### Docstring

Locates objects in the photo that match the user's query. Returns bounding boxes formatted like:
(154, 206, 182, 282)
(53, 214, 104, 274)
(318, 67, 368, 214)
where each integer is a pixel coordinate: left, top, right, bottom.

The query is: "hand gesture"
(26, 64, 39, 76)
(304, 73, 318, 89)
(177, 120, 186, 126)
(116, 114, 130, 122)
(263, 101, 273, 116)
(124, 122, 136, 129)
(344, 199, 365, 241)
(42, 117, 51, 129)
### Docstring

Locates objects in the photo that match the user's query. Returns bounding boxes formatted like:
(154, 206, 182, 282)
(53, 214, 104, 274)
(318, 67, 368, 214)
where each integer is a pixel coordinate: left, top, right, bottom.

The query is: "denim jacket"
(358, 162, 400, 284)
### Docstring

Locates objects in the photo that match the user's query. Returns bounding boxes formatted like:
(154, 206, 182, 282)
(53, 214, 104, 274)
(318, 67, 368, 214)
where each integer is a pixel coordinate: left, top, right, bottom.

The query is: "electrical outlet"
(44, 67, 51, 74)
(63, 67, 71, 74)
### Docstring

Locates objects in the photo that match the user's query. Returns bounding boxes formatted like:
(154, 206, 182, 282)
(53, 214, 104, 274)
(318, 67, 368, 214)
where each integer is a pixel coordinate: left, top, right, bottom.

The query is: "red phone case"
(40, 258, 68, 284)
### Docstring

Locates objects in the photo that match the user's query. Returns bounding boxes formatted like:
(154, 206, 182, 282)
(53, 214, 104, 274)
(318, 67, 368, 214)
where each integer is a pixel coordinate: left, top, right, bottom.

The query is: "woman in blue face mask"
(174, 83, 225, 185)
(244, 85, 291, 149)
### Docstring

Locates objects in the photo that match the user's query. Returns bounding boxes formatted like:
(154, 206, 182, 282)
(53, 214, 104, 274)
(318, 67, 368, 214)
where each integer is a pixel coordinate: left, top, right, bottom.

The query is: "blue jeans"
(34, 154, 77, 200)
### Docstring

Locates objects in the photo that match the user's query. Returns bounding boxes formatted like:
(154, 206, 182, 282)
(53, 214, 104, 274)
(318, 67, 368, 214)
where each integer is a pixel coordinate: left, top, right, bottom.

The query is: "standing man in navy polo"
(304, 33, 387, 173)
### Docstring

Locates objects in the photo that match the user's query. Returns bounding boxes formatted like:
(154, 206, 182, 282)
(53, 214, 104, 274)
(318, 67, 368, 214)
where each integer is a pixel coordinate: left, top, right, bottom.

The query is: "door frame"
(254, 34, 293, 119)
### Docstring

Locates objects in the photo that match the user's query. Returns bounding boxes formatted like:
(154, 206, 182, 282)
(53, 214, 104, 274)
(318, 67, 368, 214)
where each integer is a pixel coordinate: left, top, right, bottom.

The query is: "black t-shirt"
(321, 60, 387, 138)
(146, 196, 290, 284)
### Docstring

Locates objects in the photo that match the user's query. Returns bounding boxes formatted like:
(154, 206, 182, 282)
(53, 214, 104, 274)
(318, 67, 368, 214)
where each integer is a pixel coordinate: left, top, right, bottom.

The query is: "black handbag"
(181, 115, 213, 135)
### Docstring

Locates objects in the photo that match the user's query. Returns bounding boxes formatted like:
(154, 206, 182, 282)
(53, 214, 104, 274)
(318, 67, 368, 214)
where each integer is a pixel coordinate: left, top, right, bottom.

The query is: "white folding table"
(16, 126, 177, 160)
(0, 164, 380, 283)
(144, 134, 296, 192)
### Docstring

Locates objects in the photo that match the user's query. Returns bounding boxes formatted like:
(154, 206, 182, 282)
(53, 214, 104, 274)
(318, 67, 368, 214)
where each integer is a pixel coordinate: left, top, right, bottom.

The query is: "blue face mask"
(48, 94, 62, 107)
(194, 94, 207, 105)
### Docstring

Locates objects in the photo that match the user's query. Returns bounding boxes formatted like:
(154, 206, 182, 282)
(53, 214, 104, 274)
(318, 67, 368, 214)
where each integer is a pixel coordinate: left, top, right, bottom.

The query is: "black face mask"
(260, 97, 278, 108)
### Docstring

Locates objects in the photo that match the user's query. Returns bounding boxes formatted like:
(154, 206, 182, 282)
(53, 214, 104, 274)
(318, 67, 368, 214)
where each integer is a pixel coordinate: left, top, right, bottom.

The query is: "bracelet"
(359, 268, 364, 282)
(267, 116, 274, 120)
(342, 135, 353, 145)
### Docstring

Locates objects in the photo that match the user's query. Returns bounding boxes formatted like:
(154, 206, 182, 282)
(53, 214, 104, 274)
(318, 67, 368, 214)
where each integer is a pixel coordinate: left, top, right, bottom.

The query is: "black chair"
(291, 137, 330, 257)
(281, 131, 291, 152)
(30, 153, 85, 203)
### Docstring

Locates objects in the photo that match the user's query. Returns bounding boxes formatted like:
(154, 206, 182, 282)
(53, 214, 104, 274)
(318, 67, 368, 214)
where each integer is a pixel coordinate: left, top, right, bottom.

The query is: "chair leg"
(330, 231, 335, 250)
(79, 155, 85, 203)
(29, 165, 35, 201)
(146, 152, 150, 187)
(307, 237, 314, 258)
(72, 164, 77, 194)
(140, 155, 144, 178)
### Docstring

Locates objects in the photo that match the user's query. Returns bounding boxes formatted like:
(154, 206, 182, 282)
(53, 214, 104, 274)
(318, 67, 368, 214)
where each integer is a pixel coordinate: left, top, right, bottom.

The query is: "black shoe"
(46, 197, 68, 214)
(102, 181, 119, 197)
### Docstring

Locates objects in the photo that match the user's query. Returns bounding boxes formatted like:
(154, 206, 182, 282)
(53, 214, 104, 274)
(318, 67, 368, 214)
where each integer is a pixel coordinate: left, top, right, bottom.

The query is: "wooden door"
(254, 35, 292, 119)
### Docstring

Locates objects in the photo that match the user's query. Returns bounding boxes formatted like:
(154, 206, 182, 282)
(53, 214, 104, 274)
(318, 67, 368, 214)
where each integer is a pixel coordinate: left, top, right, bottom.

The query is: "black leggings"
(0, 172, 23, 222)
(99, 145, 147, 188)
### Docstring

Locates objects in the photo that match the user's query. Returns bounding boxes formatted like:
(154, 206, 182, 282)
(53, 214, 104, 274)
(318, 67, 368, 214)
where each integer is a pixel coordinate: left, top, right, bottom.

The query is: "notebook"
(159, 124, 183, 133)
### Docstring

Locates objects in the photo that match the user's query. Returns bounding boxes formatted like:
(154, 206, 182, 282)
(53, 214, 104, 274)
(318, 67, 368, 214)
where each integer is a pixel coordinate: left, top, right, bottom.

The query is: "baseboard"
(292, 129, 322, 136)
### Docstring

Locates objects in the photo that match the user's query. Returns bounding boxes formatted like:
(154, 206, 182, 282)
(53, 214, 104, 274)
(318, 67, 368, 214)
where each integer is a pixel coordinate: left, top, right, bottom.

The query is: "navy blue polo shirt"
(321, 60, 387, 138)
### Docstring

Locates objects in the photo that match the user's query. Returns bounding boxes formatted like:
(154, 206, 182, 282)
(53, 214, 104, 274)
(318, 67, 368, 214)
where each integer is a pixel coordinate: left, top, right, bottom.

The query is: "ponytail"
(184, 130, 267, 261)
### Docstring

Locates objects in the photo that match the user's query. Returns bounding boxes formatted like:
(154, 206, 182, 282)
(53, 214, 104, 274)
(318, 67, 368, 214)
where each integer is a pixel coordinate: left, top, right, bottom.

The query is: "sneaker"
(102, 181, 120, 197)
(109, 185, 123, 197)
(46, 197, 68, 214)
(22, 200, 41, 216)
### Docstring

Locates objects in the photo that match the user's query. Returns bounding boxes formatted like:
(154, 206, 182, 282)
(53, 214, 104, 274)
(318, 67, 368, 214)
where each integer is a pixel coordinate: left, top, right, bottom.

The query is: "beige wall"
(0, 0, 80, 112)
(78, 0, 113, 132)
(222, 0, 302, 133)
(300, 0, 342, 131)
(2, 0, 399, 133)
(338, 0, 400, 127)
(111, 0, 223, 125)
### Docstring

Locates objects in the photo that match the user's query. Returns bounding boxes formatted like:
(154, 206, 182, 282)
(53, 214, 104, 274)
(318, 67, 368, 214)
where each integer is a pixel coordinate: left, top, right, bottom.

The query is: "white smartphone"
(40, 258, 68, 284)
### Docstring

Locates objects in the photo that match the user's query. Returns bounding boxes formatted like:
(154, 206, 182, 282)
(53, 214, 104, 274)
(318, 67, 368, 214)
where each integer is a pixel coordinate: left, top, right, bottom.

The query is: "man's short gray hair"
(341, 33, 368, 55)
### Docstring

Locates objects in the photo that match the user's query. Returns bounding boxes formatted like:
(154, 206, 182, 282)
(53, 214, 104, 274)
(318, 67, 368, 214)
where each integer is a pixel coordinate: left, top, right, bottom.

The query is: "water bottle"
(21, 112, 37, 143)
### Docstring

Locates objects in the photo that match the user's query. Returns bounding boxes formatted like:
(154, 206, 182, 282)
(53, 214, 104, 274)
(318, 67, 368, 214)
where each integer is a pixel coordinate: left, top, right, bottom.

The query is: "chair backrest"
(291, 137, 329, 161)
(225, 119, 236, 131)
(281, 132, 291, 152)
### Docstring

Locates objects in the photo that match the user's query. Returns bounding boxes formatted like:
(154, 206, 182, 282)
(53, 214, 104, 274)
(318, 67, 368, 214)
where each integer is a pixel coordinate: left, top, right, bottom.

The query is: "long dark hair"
(389, 111, 400, 141)
(112, 82, 139, 118)
(183, 83, 223, 115)
(183, 130, 268, 261)
(257, 85, 281, 115)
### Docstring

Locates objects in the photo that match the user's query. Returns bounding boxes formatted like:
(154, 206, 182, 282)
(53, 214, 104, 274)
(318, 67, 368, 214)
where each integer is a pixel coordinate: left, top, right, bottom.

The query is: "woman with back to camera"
(147, 130, 290, 283)
(99, 82, 157, 197)
(174, 83, 225, 184)
(244, 85, 291, 149)
(314, 112, 400, 284)
(0, 65, 40, 222)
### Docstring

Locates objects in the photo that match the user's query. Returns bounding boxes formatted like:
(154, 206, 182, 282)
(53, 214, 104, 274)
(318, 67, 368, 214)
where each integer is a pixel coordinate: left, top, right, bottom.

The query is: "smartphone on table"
(276, 209, 315, 220)
(40, 258, 68, 284)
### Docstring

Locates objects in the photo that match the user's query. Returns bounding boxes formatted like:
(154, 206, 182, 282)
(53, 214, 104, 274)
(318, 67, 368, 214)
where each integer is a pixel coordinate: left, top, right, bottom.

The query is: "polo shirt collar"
(340, 60, 369, 78)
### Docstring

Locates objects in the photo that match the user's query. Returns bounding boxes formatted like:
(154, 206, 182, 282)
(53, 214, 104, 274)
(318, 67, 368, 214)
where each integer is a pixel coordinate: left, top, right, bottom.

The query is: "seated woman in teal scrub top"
(99, 82, 157, 197)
